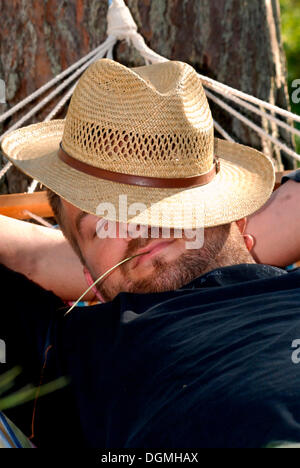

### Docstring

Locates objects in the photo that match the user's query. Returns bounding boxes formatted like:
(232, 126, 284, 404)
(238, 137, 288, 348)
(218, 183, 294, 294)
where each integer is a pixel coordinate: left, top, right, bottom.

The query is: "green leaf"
(0, 376, 69, 411)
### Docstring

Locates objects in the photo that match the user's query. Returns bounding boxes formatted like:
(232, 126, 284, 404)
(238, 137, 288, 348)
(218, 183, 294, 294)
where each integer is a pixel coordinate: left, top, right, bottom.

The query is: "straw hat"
(1, 59, 275, 229)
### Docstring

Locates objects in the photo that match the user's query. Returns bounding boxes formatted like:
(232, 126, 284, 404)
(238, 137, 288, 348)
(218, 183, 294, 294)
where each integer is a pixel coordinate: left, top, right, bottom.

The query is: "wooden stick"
(0, 192, 53, 220)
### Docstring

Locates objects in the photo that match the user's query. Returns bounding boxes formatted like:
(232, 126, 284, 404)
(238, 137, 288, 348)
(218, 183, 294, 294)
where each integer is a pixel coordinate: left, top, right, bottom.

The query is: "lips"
(132, 240, 176, 268)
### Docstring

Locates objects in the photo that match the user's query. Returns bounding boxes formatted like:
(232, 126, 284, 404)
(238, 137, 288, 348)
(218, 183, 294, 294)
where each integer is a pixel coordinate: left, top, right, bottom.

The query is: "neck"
(193, 223, 256, 279)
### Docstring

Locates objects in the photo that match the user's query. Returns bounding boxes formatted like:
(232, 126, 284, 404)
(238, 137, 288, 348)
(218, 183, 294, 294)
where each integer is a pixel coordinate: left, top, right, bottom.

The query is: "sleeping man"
(1, 59, 300, 448)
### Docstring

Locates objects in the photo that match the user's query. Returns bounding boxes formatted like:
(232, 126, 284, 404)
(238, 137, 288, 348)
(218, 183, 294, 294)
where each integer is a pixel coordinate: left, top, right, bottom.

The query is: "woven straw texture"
(1, 59, 275, 229)
(63, 60, 214, 177)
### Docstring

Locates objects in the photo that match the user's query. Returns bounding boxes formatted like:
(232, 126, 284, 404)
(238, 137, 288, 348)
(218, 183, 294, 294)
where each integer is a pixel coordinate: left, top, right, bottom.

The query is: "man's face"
(61, 199, 228, 302)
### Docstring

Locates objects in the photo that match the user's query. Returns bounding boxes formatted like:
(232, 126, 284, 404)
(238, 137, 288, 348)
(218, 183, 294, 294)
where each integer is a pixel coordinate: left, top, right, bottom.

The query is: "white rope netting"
(0, 0, 299, 191)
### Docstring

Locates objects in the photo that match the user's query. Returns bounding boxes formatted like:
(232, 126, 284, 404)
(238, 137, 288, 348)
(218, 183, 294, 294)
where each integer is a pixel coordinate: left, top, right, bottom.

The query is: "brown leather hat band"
(58, 143, 220, 189)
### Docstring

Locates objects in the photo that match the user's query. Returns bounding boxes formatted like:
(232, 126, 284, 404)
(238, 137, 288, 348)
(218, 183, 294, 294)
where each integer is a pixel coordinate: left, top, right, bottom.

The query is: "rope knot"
(107, 0, 138, 42)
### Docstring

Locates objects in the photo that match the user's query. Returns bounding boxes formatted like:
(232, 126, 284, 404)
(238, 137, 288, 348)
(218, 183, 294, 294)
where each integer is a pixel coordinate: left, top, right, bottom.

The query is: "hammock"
(0, 0, 299, 204)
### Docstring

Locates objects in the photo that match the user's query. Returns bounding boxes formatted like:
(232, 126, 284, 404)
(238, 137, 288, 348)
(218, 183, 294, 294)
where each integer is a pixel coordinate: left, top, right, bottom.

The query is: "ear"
(236, 218, 247, 235)
(235, 218, 255, 252)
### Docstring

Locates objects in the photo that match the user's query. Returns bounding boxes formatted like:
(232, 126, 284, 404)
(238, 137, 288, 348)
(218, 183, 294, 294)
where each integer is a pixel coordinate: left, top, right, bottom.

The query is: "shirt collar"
(181, 263, 287, 290)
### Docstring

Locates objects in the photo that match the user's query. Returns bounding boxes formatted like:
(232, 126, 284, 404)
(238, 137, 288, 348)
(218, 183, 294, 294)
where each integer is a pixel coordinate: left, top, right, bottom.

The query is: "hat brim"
(1, 120, 275, 229)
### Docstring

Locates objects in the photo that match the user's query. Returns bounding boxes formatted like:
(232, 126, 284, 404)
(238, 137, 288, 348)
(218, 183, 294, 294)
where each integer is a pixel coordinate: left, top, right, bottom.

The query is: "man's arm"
(246, 175, 300, 268)
(0, 215, 94, 301)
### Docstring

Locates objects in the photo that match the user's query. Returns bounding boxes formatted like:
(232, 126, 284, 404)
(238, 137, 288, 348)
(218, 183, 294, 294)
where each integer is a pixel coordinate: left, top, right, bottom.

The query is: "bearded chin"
(121, 251, 210, 296)
(96, 248, 211, 302)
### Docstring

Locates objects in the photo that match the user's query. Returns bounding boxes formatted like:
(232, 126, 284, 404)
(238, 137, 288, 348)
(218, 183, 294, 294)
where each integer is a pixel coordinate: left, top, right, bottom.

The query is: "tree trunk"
(0, 0, 295, 194)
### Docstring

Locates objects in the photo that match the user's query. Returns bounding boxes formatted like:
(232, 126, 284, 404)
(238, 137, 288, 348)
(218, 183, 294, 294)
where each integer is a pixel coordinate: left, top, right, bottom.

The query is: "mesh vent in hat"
(62, 60, 214, 178)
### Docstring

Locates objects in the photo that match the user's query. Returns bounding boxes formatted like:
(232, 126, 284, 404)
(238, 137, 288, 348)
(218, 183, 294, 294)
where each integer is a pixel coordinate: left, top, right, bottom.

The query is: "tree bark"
(0, 0, 295, 194)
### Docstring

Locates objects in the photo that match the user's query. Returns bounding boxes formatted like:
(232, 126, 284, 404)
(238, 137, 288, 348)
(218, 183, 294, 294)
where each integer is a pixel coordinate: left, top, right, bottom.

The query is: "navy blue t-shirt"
(1, 262, 300, 448)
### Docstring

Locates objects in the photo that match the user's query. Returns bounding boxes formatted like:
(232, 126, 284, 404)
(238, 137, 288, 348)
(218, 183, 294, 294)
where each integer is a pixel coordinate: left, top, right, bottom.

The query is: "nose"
(99, 219, 179, 241)
(127, 222, 149, 239)
(96, 219, 151, 240)
(116, 222, 150, 240)
(121, 223, 175, 240)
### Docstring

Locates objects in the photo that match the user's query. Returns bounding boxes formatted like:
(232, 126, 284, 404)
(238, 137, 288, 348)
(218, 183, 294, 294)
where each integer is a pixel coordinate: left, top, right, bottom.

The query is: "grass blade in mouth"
(64, 251, 150, 316)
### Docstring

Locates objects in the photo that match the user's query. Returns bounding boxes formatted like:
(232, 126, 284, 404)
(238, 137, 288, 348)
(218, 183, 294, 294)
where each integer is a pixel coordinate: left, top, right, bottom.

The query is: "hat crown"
(62, 59, 214, 178)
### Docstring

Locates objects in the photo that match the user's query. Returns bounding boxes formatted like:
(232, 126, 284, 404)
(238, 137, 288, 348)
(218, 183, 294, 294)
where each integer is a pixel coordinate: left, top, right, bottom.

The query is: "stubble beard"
(89, 223, 241, 302)
(96, 246, 214, 302)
